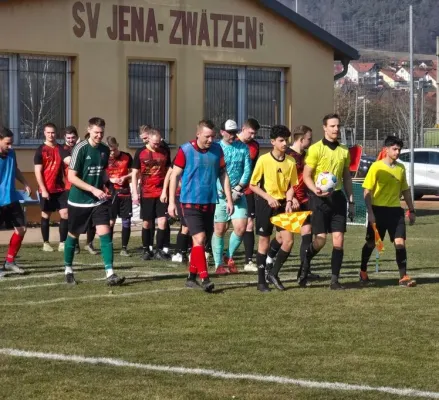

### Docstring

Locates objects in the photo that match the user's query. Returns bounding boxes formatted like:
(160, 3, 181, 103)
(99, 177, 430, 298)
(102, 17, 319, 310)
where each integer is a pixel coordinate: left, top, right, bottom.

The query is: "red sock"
(6, 232, 24, 263)
(191, 245, 208, 279)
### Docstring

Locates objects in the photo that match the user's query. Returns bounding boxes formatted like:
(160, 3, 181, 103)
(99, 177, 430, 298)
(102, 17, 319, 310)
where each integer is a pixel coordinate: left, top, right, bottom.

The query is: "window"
(399, 153, 409, 162)
(1, 54, 71, 146)
(204, 65, 286, 143)
(128, 61, 170, 147)
(414, 152, 429, 164)
(429, 152, 439, 165)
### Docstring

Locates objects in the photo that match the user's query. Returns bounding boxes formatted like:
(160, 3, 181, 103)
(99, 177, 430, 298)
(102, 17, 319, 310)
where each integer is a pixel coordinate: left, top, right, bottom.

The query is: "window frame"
(1, 53, 71, 147)
(127, 60, 171, 148)
(204, 64, 286, 145)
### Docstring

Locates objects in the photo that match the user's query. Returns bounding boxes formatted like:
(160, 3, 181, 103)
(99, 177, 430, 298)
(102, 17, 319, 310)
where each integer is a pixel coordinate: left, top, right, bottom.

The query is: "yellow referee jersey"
(305, 140, 350, 191)
(250, 152, 298, 200)
(362, 160, 409, 207)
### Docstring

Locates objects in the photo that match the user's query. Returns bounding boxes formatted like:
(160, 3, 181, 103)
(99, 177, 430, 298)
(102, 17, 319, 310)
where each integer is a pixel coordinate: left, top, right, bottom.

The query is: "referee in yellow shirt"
(250, 125, 298, 292)
(360, 135, 416, 287)
(302, 113, 355, 290)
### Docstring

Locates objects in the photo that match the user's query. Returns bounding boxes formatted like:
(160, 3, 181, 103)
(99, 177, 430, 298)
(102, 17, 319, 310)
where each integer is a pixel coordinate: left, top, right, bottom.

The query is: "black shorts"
(309, 190, 347, 235)
(141, 197, 167, 221)
(246, 193, 256, 219)
(182, 207, 214, 237)
(255, 196, 286, 237)
(366, 206, 406, 243)
(299, 201, 311, 225)
(39, 191, 68, 212)
(0, 202, 26, 229)
(68, 202, 110, 235)
(175, 196, 187, 227)
(109, 196, 133, 220)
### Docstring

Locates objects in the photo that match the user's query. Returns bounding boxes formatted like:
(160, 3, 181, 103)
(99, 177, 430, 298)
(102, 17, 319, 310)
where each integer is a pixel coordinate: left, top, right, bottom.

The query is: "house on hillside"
(345, 62, 379, 87)
(396, 67, 428, 85)
(379, 69, 408, 90)
(425, 66, 437, 88)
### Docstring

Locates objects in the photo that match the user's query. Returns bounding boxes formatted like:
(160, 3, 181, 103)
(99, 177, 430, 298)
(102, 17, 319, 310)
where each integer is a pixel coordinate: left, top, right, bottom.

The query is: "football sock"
(191, 245, 208, 279)
(87, 225, 96, 245)
(41, 217, 50, 243)
(211, 233, 224, 268)
(156, 228, 166, 250)
(64, 235, 77, 267)
(142, 228, 151, 251)
(59, 218, 68, 243)
(396, 246, 407, 278)
(271, 249, 290, 277)
(331, 247, 344, 282)
(176, 232, 186, 253)
(268, 239, 281, 259)
(243, 231, 255, 263)
(121, 227, 131, 249)
(256, 252, 267, 284)
(6, 232, 24, 263)
(99, 233, 114, 275)
(300, 234, 312, 267)
(227, 232, 242, 259)
(361, 243, 375, 272)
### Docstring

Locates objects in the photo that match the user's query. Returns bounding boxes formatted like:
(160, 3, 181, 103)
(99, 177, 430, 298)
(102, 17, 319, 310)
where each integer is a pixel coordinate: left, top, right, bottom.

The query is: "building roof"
(350, 62, 376, 73)
(258, 0, 360, 61)
(380, 69, 405, 82)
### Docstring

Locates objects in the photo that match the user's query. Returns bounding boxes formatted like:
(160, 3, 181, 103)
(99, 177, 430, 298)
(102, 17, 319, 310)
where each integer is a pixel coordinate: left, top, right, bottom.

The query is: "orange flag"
(372, 223, 384, 253)
(270, 212, 312, 234)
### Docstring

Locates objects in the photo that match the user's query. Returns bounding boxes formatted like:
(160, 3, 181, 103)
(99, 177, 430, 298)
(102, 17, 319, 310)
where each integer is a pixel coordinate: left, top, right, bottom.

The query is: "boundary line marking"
(0, 348, 438, 398)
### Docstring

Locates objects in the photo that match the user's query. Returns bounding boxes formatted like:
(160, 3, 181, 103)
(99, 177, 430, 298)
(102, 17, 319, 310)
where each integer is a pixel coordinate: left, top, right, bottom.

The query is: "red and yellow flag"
(372, 223, 384, 253)
(270, 212, 312, 234)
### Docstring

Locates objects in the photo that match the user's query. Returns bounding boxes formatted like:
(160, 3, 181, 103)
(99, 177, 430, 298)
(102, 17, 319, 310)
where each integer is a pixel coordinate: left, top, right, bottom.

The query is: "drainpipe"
(334, 58, 351, 81)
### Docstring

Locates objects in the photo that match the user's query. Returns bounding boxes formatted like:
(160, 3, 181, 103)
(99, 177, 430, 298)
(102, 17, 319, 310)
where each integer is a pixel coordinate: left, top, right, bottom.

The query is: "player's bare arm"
(402, 188, 416, 225)
(363, 189, 375, 224)
(343, 166, 355, 218)
(219, 168, 234, 215)
(34, 164, 49, 199)
(160, 167, 172, 204)
(131, 168, 140, 204)
(68, 169, 106, 201)
(168, 165, 183, 218)
(249, 183, 280, 209)
(16, 166, 32, 195)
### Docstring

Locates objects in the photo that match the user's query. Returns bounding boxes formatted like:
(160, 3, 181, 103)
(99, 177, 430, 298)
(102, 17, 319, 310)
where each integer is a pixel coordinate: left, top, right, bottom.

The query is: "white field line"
(0, 287, 186, 306)
(0, 348, 438, 398)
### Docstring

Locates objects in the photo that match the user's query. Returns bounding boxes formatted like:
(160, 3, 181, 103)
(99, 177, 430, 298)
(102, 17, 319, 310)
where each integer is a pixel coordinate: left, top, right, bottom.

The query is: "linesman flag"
(270, 212, 312, 234)
(372, 223, 385, 253)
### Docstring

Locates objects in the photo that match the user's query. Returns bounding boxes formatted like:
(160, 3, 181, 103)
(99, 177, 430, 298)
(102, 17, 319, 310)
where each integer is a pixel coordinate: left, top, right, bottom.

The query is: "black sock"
(268, 239, 282, 259)
(189, 272, 197, 281)
(122, 226, 131, 248)
(41, 217, 50, 242)
(87, 225, 96, 244)
(256, 252, 267, 284)
(142, 228, 151, 251)
(396, 247, 407, 278)
(306, 242, 319, 261)
(156, 228, 165, 250)
(59, 218, 68, 243)
(164, 224, 171, 249)
(150, 226, 155, 249)
(176, 232, 185, 253)
(243, 231, 255, 263)
(271, 249, 290, 277)
(300, 234, 312, 267)
(331, 248, 344, 282)
(361, 243, 375, 272)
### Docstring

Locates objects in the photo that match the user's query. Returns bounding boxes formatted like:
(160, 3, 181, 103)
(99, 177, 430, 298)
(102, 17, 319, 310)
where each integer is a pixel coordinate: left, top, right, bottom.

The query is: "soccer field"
(1, 212, 439, 400)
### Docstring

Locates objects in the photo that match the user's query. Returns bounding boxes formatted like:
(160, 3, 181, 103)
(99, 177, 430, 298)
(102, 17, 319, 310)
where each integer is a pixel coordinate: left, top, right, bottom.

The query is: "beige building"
(0, 0, 358, 211)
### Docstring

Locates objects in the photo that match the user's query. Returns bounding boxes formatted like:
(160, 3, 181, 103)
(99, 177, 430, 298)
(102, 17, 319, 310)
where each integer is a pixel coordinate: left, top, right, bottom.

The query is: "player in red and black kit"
(237, 118, 260, 272)
(106, 136, 133, 257)
(132, 128, 171, 261)
(34, 123, 70, 252)
(266, 125, 320, 283)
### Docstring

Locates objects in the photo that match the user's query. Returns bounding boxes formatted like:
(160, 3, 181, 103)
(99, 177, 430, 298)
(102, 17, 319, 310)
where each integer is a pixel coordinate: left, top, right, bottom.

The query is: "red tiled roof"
(350, 62, 376, 73)
(380, 69, 405, 82)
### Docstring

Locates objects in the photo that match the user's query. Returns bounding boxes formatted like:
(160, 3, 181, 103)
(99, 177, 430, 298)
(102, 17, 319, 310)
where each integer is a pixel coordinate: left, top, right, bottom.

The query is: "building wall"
(0, 0, 335, 222)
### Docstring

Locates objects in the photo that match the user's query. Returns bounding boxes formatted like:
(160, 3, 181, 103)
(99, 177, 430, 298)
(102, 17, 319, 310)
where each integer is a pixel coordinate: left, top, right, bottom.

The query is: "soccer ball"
(316, 171, 337, 193)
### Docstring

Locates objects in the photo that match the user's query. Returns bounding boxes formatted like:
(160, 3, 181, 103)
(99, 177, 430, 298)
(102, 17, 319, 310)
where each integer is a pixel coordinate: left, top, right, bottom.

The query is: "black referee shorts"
(309, 190, 347, 235)
(366, 206, 406, 243)
(246, 193, 256, 219)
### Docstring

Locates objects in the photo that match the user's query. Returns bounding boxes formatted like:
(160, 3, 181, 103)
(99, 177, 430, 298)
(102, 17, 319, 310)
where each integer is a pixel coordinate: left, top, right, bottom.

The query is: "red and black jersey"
(62, 144, 74, 190)
(239, 138, 259, 195)
(133, 146, 171, 198)
(34, 143, 69, 193)
(285, 147, 308, 204)
(106, 151, 133, 196)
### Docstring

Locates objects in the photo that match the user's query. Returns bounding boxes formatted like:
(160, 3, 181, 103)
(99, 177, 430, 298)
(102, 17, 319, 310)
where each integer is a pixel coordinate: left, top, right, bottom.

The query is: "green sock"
(99, 233, 114, 272)
(64, 235, 78, 266)
(227, 232, 243, 259)
(211, 233, 224, 268)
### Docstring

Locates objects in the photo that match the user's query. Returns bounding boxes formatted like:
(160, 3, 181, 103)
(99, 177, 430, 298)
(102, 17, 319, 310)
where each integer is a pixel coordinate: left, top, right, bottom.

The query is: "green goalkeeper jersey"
(68, 140, 110, 207)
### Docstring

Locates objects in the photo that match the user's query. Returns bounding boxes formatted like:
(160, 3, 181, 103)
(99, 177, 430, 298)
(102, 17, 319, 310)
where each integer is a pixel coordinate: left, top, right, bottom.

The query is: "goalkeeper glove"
(231, 184, 244, 202)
